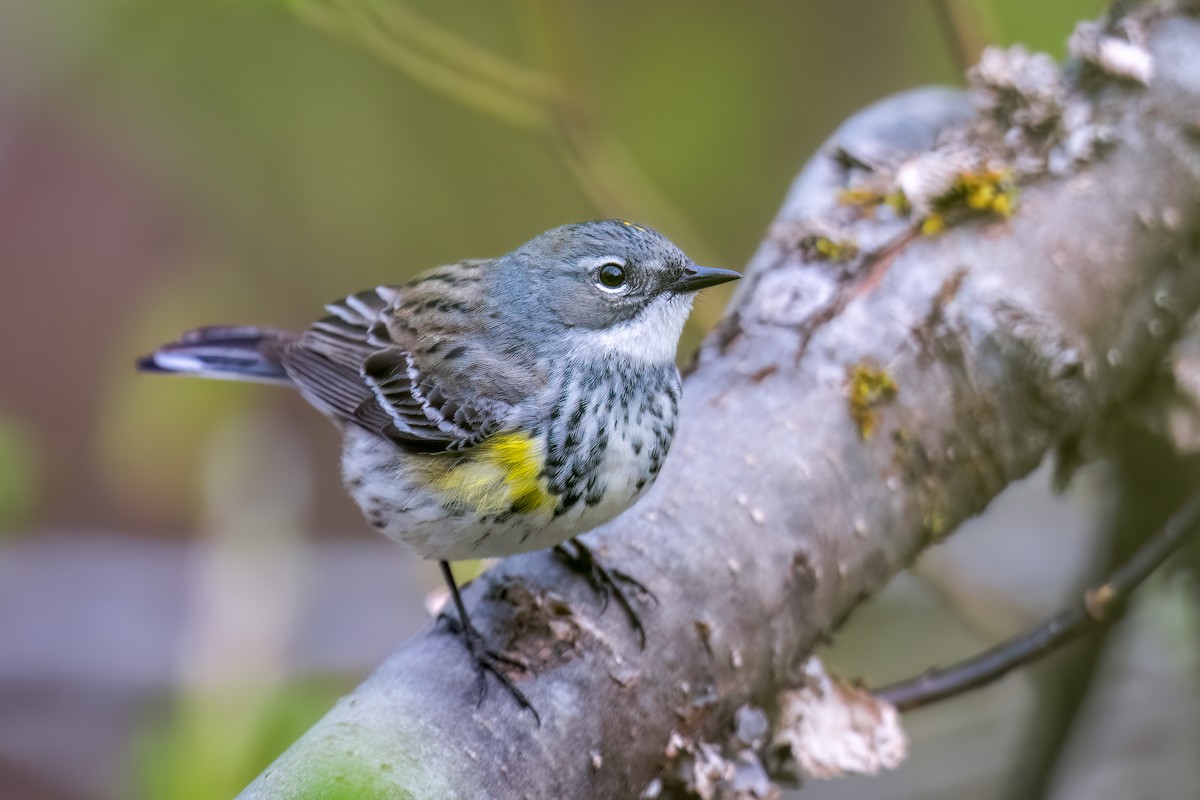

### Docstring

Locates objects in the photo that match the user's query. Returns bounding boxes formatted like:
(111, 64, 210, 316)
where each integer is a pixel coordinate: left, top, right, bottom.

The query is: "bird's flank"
(422, 431, 553, 516)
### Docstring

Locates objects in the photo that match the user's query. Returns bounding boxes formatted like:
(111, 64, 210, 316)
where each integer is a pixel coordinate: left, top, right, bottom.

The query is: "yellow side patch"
(423, 432, 553, 515)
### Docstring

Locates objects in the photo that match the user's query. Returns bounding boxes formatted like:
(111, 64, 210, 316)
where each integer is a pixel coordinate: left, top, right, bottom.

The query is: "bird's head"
(492, 219, 740, 363)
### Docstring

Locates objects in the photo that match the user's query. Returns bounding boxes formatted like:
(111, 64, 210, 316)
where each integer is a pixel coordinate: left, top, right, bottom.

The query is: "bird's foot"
(554, 537, 656, 647)
(440, 614, 540, 724)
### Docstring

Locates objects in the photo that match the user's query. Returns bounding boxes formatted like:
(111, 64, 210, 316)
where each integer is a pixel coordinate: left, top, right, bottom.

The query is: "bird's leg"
(553, 537, 656, 648)
(437, 560, 539, 724)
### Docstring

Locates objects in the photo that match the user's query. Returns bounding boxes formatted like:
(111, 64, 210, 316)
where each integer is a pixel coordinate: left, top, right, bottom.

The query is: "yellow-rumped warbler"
(139, 219, 739, 714)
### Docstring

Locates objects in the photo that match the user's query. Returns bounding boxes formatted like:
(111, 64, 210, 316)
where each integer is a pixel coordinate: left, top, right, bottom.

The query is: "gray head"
(489, 220, 739, 362)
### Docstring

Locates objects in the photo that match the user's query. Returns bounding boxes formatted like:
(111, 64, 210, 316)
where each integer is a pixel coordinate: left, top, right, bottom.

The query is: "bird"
(138, 219, 740, 717)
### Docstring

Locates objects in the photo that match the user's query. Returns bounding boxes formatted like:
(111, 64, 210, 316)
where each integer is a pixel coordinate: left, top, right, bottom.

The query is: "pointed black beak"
(671, 265, 742, 293)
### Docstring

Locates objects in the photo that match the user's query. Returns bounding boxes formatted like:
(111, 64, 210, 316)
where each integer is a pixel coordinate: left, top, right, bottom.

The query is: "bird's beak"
(671, 265, 742, 293)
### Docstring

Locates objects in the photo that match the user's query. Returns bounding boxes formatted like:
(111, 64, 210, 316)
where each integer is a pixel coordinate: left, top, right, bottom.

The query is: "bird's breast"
(538, 358, 680, 526)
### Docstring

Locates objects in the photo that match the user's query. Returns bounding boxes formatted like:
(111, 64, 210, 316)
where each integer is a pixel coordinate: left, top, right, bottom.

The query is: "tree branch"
(875, 487, 1200, 712)
(239, 6, 1200, 798)
(1002, 425, 1200, 800)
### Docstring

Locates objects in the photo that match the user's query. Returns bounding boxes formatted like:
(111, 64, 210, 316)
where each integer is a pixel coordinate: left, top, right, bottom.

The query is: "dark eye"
(597, 263, 626, 289)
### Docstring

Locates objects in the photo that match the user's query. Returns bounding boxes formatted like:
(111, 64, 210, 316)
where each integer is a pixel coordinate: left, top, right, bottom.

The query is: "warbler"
(139, 219, 739, 714)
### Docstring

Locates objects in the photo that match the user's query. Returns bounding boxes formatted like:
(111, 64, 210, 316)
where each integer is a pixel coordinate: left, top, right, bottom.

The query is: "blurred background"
(4, 1, 1196, 799)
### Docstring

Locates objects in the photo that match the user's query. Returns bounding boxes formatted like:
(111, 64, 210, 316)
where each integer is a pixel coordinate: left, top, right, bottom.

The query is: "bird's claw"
(554, 538, 656, 648)
(441, 613, 540, 724)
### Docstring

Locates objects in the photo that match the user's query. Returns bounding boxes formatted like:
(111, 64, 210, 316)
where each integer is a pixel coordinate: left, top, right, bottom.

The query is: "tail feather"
(137, 326, 294, 385)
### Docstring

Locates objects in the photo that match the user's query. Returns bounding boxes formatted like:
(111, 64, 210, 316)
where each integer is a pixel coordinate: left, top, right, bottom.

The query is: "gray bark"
(239, 10, 1200, 799)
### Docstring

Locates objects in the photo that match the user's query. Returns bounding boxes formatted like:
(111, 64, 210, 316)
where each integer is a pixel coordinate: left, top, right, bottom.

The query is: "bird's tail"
(137, 326, 294, 385)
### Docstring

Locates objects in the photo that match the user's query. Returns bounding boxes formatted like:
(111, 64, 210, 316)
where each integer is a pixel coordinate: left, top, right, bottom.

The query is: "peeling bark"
(238, 7, 1200, 799)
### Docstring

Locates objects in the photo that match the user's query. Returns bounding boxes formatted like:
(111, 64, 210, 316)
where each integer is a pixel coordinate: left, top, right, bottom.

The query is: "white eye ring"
(594, 261, 629, 294)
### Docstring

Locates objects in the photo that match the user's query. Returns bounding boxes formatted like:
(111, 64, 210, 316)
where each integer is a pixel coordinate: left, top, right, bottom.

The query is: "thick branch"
(239, 10, 1200, 799)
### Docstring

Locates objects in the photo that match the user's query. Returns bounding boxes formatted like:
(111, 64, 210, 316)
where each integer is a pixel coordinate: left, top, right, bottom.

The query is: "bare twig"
(292, 0, 548, 128)
(1002, 429, 1200, 800)
(288, 0, 711, 253)
(930, 0, 996, 74)
(360, 0, 558, 101)
(876, 489, 1200, 712)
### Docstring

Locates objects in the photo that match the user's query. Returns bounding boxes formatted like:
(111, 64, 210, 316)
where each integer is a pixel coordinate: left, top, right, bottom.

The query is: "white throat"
(574, 293, 694, 364)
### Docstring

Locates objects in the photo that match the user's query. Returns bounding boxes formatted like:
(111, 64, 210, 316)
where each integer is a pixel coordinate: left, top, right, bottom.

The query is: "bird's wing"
(282, 265, 529, 451)
(356, 347, 507, 449)
(269, 286, 401, 437)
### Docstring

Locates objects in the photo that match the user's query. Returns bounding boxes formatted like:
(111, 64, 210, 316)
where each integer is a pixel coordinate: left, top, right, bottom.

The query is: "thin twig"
(360, 0, 559, 101)
(930, 0, 995, 74)
(517, 0, 713, 253)
(1000, 429, 1189, 800)
(875, 490, 1200, 712)
(289, 0, 713, 255)
(294, 0, 548, 128)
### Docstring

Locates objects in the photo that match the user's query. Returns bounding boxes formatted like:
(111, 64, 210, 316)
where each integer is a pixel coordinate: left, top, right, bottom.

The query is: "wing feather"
(281, 276, 513, 451)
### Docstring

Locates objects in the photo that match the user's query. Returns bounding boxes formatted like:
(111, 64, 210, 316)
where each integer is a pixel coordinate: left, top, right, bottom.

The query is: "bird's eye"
(596, 263, 627, 290)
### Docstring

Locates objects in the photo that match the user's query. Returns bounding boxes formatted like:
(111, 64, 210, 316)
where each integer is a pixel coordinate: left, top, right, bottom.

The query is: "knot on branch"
(983, 301, 1095, 428)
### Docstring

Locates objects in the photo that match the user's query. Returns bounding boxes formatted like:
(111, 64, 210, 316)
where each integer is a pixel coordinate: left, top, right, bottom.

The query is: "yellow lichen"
(796, 233, 860, 262)
(920, 168, 1018, 236)
(920, 215, 946, 236)
(884, 190, 909, 214)
(847, 362, 898, 441)
(814, 236, 857, 261)
(838, 187, 884, 207)
(838, 187, 910, 218)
